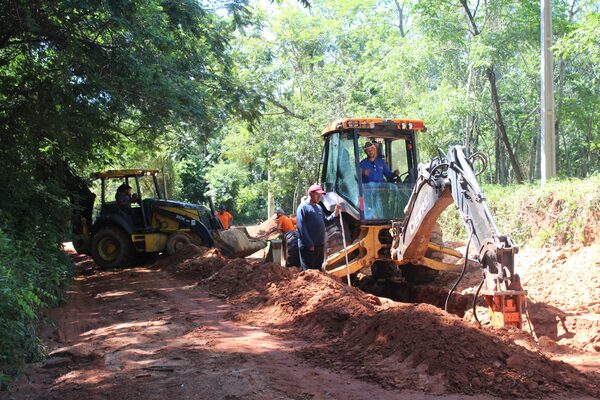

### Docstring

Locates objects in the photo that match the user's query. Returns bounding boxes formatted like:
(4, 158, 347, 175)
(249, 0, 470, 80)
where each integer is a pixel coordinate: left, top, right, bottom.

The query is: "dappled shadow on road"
(13, 260, 472, 400)
(11, 248, 600, 400)
(167, 259, 600, 399)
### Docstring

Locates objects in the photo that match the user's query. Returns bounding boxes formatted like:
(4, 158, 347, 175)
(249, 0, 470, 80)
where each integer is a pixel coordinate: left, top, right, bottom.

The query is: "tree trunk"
(486, 67, 524, 183)
(465, 65, 475, 153)
(473, 118, 480, 152)
(458, 1, 523, 183)
(393, 0, 406, 37)
(495, 128, 501, 184)
(561, 133, 571, 176)
(292, 183, 299, 214)
(534, 130, 540, 180)
(583, 100, 596, 176)
(555, 58, 566, 175)
(528, 123, 537, 182)
(555, 0, 579, 175)
(267, 169, 275, 218)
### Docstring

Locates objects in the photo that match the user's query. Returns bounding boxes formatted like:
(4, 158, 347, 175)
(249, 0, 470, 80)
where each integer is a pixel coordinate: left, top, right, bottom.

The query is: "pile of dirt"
(163, 258, 598, 398)
(151, 245, 229, 280)
(246, 215, 280, 240)
(355, 277, 474, 317)
(517, 244, 600, 313)
(417, 240, 600, 354)
(515, 244, 600, 353)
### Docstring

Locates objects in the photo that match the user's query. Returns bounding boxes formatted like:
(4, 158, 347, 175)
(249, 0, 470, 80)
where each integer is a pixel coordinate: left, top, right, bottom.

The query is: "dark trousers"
(299, 245, 325, 270)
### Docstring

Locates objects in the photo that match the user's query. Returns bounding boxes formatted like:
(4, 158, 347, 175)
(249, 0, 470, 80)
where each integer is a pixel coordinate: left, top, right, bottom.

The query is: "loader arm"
(390, 146, 526, 328)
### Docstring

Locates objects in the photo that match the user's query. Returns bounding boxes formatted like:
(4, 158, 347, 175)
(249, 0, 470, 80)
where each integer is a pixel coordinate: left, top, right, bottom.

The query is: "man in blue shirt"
(359, 141, 399, 183)
(115, 184, 138, 210)
(296, 184, 341, 270)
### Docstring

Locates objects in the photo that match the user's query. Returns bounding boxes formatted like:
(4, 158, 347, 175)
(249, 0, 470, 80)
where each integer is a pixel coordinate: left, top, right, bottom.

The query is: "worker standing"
(296, 185, 340, 270)
(275, 207, 296, 234)
(216, 205, 234, 230)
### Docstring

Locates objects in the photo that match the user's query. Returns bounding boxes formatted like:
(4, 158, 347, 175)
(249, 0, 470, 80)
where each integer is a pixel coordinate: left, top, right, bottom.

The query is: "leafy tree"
(0, 0, 262, 382)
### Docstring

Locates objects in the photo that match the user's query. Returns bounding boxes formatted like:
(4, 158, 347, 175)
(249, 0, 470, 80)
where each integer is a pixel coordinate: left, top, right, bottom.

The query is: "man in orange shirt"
(276, 208, 296, 233)
(216, 205, 234, 229)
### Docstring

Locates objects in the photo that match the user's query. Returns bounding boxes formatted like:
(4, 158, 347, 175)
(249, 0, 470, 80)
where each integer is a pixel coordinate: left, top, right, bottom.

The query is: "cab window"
(335, 132, 360, 209)
(359, 137, 414, 221)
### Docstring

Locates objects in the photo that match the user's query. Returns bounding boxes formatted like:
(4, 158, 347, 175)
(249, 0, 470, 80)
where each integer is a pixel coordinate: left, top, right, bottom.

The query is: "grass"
(438, 174, 600, 248)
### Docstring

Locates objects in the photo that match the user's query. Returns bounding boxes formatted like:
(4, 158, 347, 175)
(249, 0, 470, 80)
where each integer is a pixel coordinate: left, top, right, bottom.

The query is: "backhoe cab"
(73, 169, 265, 268)
(317, 118, 442, 281)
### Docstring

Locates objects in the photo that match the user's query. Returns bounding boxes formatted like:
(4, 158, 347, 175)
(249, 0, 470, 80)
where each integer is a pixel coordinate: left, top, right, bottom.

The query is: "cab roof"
(322, 118, 426, 137)
(92, 169, 160, 179)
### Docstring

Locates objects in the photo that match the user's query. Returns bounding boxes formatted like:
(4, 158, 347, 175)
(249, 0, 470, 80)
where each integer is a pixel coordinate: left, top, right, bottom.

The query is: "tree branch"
(267, 97, 305, 120)
(393, 0, 406, 37)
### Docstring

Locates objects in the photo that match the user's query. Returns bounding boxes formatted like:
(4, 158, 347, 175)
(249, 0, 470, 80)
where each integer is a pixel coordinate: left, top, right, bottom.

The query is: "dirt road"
(11, 257, 490, 400)
(9, 247, 600, 399)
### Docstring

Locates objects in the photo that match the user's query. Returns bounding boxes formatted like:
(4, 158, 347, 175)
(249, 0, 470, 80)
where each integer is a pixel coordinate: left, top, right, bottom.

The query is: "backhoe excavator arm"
(390, 146, 526, 328)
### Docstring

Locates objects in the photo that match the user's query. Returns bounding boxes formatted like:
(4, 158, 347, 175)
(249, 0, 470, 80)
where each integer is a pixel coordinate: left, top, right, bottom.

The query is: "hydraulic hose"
(472, 274, 485, 326)
(444, 218, 474, 313)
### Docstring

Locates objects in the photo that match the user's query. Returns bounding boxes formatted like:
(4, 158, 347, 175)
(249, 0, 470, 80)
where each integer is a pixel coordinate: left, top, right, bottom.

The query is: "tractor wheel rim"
(174, 239, 187, 251)
(98, 237, 119, 261)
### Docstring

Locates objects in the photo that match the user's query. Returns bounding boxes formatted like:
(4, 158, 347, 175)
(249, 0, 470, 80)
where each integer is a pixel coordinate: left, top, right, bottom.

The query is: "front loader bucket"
(212, 227, 267, 258)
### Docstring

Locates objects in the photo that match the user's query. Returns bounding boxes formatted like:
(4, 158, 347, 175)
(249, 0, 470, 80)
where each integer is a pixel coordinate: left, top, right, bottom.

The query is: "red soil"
(9, 243, 600, 399)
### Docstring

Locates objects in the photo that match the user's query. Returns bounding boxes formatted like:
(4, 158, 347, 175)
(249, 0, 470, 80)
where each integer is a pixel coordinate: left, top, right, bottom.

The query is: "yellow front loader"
(72, 169, 265, 268)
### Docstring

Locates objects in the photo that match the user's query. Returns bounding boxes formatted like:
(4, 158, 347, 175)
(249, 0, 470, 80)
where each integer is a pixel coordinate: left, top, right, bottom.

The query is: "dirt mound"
(355, 277, 474, 317)
(150, 244, 210, 267)
(152, 245, 229, 281)
(517, 244, 600, 313)
(206, 260, 295, 300)
(246, 215, 280, 239)
(512, 244, 600, 353)
(167, 261, 598, 398)
(417, 240, 600, 354)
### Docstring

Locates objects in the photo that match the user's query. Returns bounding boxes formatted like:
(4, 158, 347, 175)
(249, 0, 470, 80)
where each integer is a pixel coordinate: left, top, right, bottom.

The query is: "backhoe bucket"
(212, 227, 267, 258)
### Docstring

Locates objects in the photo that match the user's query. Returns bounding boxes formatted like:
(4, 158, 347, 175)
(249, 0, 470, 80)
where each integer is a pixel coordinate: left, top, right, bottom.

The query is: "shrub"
(438, 175, 600, 248)
(0, 182, 73, 386)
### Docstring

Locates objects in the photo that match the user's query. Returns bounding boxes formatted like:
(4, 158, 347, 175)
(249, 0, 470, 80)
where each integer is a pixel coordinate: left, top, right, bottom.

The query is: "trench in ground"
(355, 276, 474, 318)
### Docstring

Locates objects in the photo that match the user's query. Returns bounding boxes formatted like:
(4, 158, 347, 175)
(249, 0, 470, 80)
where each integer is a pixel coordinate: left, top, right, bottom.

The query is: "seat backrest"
(100, 202, 121, 216)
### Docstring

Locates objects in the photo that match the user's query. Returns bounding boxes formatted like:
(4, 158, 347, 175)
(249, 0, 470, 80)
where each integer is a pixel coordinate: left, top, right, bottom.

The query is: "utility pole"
(540, 0, 556, 184)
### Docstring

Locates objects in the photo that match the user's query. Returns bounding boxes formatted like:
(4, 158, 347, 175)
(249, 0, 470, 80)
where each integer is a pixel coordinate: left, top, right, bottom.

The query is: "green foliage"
(0, 201, 72, 383)
(438, 175, 600, 247)
(0, 178, 74, 383)
(0, 0, 263, 385)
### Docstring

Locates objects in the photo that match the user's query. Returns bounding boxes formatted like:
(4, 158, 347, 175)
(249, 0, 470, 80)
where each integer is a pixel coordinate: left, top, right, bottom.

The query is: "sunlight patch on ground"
(93, 290, 135, 299)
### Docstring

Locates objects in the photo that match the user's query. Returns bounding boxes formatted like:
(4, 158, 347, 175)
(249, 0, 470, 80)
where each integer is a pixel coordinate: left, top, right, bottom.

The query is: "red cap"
(307, 184, 326, 195)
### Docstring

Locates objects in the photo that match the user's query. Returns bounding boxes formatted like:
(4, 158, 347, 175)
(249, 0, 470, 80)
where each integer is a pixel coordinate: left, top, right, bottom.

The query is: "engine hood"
(143, 198, 210, 212)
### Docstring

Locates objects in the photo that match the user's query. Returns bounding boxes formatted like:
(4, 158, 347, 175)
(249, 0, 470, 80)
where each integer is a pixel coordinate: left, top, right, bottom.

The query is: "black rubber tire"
(90, 226, 135, 269)
(166, 232, 192, 255)
(284, 230, 301, 268)
(326, 218, 352, 256)
(401, 222, 443, 284)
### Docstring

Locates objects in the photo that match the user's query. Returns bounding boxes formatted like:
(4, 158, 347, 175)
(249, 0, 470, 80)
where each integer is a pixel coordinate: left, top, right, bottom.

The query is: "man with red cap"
(296, 184, 341, 270)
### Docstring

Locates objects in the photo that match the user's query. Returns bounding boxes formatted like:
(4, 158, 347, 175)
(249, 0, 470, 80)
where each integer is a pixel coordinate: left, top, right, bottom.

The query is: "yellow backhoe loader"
(283, 118, 526, 329)
(72, 169, 265, 268)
